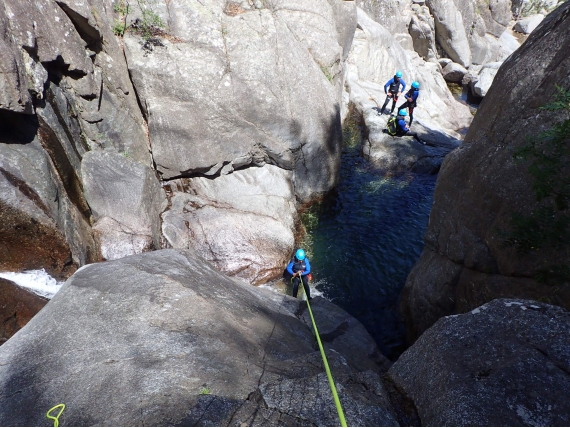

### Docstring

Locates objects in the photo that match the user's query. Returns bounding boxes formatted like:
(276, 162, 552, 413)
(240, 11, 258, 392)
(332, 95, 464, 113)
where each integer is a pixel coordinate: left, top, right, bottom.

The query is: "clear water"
(301, 141, 437, 360)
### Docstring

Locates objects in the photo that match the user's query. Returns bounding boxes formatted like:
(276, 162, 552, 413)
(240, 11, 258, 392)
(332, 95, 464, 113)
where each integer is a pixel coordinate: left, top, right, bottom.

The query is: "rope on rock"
(46, 403, 65, 427)
(291, 276, 348, 426)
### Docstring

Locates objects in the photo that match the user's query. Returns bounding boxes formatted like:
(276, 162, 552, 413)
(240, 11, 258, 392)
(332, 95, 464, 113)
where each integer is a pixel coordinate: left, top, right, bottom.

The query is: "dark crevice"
(35, 102, 92, 223)
(55, 1, 103, 52)
(0, 167, 51, 218)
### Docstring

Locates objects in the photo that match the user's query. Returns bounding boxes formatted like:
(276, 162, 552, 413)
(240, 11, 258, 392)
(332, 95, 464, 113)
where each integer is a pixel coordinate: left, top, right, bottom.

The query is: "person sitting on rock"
(399, 81, 420, 126)
(286, 248, 312, 300)
(395, 109, 424, 144)
(380, 71, 406, 115)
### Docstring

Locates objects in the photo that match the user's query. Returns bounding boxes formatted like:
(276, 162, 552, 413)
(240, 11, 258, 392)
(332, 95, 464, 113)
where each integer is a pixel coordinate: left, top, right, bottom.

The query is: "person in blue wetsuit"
(287, 248, 312, 300)
(395, 109, 423, 143)
(399, 81, 420, 126)
(380, 71, 406, 115)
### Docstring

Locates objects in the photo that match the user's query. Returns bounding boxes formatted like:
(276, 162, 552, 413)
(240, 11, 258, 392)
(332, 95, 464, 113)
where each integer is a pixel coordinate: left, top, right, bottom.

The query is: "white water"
(0, 269, 63, 299)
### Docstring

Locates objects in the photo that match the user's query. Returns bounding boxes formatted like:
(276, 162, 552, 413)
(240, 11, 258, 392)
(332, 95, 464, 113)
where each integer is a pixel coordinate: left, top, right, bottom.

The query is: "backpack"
(387, 116, 398, 136)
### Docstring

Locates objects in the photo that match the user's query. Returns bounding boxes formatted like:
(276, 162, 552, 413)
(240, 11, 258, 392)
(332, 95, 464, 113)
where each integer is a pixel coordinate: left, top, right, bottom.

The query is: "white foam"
(0, 269, 63, 299)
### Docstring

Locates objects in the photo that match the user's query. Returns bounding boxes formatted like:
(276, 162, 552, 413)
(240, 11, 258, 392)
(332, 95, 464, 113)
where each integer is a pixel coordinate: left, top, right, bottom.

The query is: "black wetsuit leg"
(301, 275, 311, 299)
(381, 93, 394, 113)
(292, 276, 300, 298)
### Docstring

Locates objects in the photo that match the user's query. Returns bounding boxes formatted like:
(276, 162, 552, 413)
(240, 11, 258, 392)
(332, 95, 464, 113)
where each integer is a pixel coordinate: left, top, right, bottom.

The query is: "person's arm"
(412, 90, 419, 102)
(287, 262, 295, 276)
(384, 79, 393, 94)
(303, 258, 311, 275)
(400, 79, 407, 94)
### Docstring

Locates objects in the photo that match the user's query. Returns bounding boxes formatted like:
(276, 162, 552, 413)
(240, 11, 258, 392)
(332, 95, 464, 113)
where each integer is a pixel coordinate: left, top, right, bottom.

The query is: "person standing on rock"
(380, 71, 406, 115)
(287, 249, 312, 300)
(399, 81, 420, 126)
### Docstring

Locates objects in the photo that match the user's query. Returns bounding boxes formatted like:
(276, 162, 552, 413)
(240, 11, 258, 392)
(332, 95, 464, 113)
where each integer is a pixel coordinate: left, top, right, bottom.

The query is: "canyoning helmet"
(295, 249, 306, 261)
(398, 109, 407, 116)
(412, 81, 420, 89)
(395, 71, 403, 78)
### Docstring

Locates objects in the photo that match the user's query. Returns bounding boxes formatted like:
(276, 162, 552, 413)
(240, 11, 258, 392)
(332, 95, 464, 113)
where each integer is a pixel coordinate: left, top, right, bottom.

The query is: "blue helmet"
(398, 109, 407, 116)
(395, 71, 403, 78)
(295, 249, 306, 261)
(412, 81, 420, 89)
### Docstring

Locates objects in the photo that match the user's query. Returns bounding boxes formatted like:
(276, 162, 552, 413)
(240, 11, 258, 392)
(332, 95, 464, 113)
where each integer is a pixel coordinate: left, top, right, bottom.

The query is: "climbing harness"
(46, 404, 65, 427)
(290, 276, 348, 426)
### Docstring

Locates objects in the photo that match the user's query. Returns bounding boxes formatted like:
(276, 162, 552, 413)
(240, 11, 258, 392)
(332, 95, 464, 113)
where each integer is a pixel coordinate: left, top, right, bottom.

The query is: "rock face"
(0, 279, 47, 345)
(161, 165, 297, 284)
(400, 2, 570, 342)
(0, 0, 152, 275)
(0, 249, 398, 426)
(123, 0, 351, 203)
(81, 150, 167, 261)
(426, 0, 520, 66)
(388, 299, 570, 426)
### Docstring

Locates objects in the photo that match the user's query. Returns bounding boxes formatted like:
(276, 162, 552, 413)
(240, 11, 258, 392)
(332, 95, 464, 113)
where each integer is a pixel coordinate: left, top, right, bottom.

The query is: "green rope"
(46, 404, 65, 427)
(291, 275, 348, 426)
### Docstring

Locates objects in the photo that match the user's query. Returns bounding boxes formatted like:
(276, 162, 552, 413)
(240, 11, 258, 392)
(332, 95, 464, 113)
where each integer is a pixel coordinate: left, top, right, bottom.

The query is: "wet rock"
(0, 279, 47, 345)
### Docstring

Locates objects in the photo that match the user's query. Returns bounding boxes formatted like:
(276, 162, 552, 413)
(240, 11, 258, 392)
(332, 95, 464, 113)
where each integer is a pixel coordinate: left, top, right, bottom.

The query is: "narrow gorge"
(0, 0, 568, 425)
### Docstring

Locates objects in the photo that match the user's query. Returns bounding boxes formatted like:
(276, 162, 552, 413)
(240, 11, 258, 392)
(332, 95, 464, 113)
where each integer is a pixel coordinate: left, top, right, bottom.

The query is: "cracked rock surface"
(388, 299, 570, 426)
(0, 249, 395, 426)
(162, 165, 297, 284)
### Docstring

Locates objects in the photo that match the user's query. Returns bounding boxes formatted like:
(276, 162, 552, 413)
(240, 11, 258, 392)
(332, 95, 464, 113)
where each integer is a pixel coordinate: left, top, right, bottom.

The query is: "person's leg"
(292, 276, 300, 298)
(380, 94, 393, 114)
(301, 275, 311, 299)
(390, 95, 399, 114)
(409, 106, 415, 126)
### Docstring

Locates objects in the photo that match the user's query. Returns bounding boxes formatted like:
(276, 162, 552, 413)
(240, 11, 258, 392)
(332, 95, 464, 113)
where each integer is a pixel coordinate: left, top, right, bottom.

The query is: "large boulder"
(426, 0, 519, 66)
(471, 61, 502, 97)
(81, 150, 166, 261)
(360, 107, 458, 174)
(0, 249, 397, 426)
(389, 299, 570, 426)
(400, 1, 570, 342)
(162, 165, 297, 284)
(123, 0, 353, 203)
(514, 13, 545, 34)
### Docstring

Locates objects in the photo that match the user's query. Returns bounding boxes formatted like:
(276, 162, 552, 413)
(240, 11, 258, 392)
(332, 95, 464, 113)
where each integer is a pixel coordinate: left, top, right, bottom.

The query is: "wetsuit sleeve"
(303, 258, 311, 275)
(384, 79, 393, 93)
(400, 79, 407, 92)
(397, 119, 409, 132)
(286, 261, 294, 275)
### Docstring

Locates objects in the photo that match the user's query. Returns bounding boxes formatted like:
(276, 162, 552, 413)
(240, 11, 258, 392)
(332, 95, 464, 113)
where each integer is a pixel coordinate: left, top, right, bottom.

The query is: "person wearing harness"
(287, 248, 312, 300)
(380, 71, 406, 115)
(399, 81, 420, 126)
(395, 109, 424, 143)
